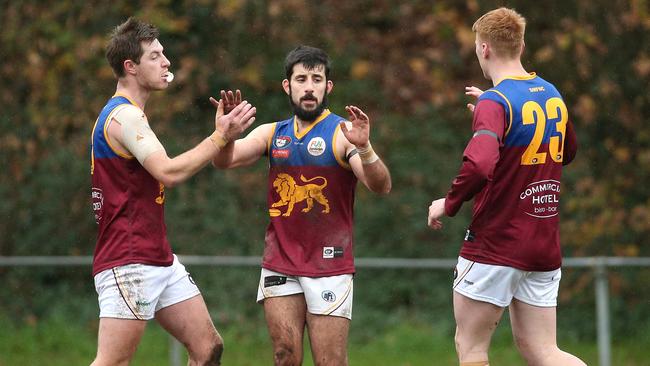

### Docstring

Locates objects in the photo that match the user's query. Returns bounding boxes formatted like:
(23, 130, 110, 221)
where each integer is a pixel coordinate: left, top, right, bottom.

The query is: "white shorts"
(94, 254, 200, 320)
(453, 256, 561, 307)
(256, 268, 354, 320)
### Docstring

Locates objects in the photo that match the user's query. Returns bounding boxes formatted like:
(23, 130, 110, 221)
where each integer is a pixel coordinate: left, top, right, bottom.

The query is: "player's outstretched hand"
(428, 198, 445, 230)
(209, 97, 256, 141)
(465, 86, 484, 113)
(340, 105, 370, 148)
(221, 89, 242, 114)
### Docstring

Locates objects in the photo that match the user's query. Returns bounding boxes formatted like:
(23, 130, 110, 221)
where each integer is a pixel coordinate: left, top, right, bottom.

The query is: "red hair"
(472, 7, 526, 58)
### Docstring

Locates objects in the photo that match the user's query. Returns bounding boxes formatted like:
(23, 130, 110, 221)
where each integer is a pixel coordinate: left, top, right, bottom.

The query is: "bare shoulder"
(331, 121, 356, 169)
(112, 104, 146, 125)
(335, 120, 354, 149)
(243, 122, 276, 142)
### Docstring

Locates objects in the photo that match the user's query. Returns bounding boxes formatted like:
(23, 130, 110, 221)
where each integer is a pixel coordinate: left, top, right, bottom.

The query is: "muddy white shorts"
(94, 254, 200, 320)
(256, 268, 354, 320)
(453, 256, 561, 307)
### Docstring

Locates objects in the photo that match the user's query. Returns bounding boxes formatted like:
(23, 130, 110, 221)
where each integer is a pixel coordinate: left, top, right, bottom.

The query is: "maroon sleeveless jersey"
(263, 110, 357, 276)
(90, 95, 172, 276)
(445, 75, 577, 271)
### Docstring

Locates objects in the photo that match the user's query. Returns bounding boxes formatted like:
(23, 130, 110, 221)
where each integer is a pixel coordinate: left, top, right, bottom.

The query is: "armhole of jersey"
(332, 123, 352, 170)
(90, 117, 99, 175)
(484, 89, 513, 137)
(104, 106, 135, 159)
(266, 122, 278, 157)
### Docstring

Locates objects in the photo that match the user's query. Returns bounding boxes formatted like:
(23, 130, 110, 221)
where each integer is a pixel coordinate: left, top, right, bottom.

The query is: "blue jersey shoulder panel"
(270, 111, 346, 167)
(92, 96, 133, 159)
(488, 76, 566, 147)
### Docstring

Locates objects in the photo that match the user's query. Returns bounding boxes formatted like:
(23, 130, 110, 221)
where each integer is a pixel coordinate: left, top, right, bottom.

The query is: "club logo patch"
(307, 137, 326, 156)
(274, 135, 292, 149)
(321, 290, 336, 302)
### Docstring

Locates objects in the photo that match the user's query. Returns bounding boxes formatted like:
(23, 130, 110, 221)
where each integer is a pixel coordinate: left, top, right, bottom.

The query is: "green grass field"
(1, 315, 647, 365)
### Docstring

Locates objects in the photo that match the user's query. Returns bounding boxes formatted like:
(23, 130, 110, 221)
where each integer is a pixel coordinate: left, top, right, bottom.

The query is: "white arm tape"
(114, 104, 166, 165)
(357, 142, 379, 165)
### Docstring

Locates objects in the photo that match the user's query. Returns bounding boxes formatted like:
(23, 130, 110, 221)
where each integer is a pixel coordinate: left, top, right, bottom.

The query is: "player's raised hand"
(428, 198, 445, 230)
(209, 97, 256, 141)
(465, 86, 484, 113)
(221, 89, 242, 114)
(340, 105, 370, 148)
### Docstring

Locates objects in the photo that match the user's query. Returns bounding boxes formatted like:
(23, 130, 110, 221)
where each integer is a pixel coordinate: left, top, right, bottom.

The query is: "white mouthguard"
(165, 72, 174, 82)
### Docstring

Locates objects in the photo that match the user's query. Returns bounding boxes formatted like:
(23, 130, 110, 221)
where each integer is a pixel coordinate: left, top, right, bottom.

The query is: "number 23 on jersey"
(520, 97, 567, 165)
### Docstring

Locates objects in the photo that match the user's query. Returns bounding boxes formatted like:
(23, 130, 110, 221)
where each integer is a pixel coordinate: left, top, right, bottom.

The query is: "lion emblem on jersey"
(271, 173, 330, 217)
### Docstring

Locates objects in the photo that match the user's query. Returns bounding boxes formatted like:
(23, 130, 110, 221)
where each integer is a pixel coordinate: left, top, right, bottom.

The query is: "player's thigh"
(258, 267, 307, 345)
(453, 291, 505, 347)
(263, 293, 308, 348)
(305, 313, 350, 365)
(155, 257, 219, 347)
(452, 257, 514, 348)
(94, 318, 147, 365)
(509, 298, 558, 346)
(155, 294, 220, 350)
(510, 268, 560, 346)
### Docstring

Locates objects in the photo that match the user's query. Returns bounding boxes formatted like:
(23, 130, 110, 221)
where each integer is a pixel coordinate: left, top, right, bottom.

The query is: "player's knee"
(454, 330, 490, 362)
(206, 333, 224, 365)
(91, 355, 131, 366)
(513, 334, 549, 363)
(513, 333, 531, 355)
(273, 344, 300, 366)
(207, 337, 224, 365)
(454, 333, 461, 353)
(314, 353, 348, 366)
(189, 331, 224, 365)
(454, 330, 469, 355)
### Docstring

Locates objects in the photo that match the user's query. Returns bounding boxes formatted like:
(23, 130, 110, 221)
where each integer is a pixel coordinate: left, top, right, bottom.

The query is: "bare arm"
(110, 98, 256, 187)
(143, 138, 219, 187)
(348, 149, 391, 194)
(212, 122, 275, 169)
(339, 105, 391, 194)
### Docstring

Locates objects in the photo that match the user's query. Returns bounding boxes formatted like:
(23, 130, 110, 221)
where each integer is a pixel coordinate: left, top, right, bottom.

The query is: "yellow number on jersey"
(520, 97, 567, 165)
(546, 98, 568, 163)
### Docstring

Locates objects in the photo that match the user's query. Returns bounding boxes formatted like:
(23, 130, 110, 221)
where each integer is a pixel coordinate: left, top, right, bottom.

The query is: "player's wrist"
(209, 130, 229, 149)
(357, 142, 379, 165)
(443, 197, 454, 217)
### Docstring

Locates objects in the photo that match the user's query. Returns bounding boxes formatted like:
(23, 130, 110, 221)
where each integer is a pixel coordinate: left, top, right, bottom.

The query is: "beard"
(290, 90, 328, 122)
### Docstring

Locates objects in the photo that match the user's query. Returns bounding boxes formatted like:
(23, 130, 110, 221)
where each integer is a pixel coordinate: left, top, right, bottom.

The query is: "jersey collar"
(293, 109, 331, 139)
(112, 93, 142, 109)
(494, 72, 537, 87)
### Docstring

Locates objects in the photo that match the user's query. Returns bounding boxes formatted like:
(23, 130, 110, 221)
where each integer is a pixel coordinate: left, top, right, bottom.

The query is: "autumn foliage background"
(1, 0, 649, 342)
